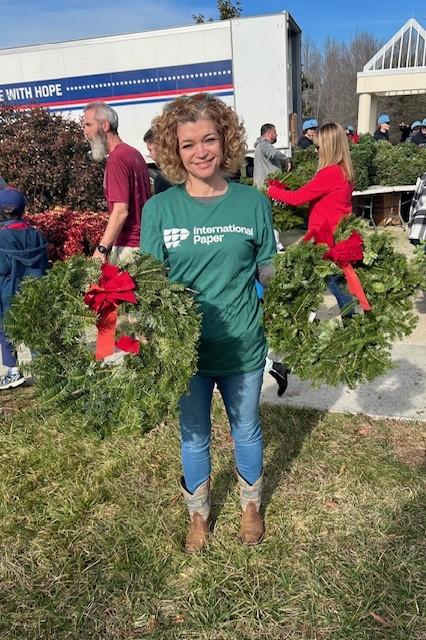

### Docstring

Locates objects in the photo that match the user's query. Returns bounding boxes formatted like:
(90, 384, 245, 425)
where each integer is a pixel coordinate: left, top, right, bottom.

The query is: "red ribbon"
(304, 222, 372, 312)
(84, 263, 139, 360)
(116, 335, 140, 354)
(0, 222, 29, 231)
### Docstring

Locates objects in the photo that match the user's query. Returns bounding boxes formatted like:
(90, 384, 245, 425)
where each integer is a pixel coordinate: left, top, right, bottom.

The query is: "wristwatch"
(97, 244, 110, 255)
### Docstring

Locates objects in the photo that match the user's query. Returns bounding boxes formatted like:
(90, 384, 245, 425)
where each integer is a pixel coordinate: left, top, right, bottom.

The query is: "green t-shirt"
(141, 181, 276, 376)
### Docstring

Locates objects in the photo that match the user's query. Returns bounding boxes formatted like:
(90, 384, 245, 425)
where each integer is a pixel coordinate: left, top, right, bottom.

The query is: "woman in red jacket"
(268, 122, 354, 232)
(267, 122, 355, 314)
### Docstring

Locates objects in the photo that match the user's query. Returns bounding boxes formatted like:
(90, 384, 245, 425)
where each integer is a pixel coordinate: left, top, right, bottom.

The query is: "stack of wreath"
(5, 253, 200, 436)
(264, 215, 426, 388)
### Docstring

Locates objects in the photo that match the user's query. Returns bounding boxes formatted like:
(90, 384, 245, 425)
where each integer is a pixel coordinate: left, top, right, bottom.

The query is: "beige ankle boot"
(237, 471, 264, 545)
(180, 478, 211, 553)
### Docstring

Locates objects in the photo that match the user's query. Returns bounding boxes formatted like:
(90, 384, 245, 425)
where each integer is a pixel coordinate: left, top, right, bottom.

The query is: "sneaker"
(0, 369, 26, 390)
(269, 362, 288, 397)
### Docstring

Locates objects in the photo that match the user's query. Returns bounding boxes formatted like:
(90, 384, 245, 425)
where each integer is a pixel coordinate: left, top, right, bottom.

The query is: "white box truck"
(0, 12, 301, 159)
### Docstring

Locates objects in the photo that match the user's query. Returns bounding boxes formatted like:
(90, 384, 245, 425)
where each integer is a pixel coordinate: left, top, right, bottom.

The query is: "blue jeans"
(327, 275, 355, 316)
(0, 323, 17, 368)
(179, 368, 264, 493)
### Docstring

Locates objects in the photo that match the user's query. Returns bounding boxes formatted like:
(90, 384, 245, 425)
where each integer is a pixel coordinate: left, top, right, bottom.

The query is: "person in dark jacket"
(405, 120, 421, 143)
(410, 119, 426, 147)
(0, 186, 48, 389)
(373, 114, 391, 141)
(399, 121, 411, 143)
(298, 119, 318, 149)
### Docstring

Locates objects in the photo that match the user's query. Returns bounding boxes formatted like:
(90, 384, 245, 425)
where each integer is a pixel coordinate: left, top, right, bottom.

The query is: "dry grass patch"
(389, 421, 426, 469)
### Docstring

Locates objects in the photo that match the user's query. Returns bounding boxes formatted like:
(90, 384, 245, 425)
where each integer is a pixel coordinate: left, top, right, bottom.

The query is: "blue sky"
(0, 1, 425, 49)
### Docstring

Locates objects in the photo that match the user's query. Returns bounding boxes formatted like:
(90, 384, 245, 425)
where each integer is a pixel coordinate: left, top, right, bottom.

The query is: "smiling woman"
(177, 119, 224, 189)
(152, 93, 246, 185)
(141, 93, 277, 553)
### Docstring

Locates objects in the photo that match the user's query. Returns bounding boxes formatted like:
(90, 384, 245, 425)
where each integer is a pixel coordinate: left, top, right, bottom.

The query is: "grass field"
(0, 387, 425, 639)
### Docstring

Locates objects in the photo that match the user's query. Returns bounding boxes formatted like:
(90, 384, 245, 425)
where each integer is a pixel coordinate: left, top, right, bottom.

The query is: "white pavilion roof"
(364, 18, 426, 72)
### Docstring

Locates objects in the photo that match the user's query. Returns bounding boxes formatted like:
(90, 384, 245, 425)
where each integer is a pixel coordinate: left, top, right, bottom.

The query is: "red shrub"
(0, 107, 106, 213)
(26, 208, 108, 261)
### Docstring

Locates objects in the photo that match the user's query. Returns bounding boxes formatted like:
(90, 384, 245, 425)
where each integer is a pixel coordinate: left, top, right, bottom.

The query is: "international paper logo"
(163, 228, 190, 249)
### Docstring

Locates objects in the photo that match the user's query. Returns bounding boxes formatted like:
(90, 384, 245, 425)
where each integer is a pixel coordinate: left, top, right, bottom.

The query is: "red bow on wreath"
(84, 263, 140, 360)
(304, 222, 372, 312)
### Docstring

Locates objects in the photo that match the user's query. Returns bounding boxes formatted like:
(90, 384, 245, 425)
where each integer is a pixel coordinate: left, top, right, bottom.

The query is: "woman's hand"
(267, 178, 287, 190)
(266, 179, 288, 202)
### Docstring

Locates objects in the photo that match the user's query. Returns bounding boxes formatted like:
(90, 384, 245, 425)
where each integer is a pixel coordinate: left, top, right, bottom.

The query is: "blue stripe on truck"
(0, 60, 233, 108)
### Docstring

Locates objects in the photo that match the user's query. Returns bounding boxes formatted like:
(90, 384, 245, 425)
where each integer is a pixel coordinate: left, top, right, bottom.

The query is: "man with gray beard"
(83, 102, 150, 263)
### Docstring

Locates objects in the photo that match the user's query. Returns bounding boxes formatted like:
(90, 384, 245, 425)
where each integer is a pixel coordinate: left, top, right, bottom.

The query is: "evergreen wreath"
(5, 253, 201, 436)
(264, 216, 426, 388)
(261, 148, 318, 231)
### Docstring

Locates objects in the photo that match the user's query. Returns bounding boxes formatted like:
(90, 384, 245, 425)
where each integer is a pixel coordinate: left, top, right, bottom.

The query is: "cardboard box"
(372, 193, 401, 226)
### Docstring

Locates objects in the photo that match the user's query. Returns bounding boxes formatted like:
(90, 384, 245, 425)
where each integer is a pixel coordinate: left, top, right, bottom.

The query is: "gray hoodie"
(253, 137, 287, 188)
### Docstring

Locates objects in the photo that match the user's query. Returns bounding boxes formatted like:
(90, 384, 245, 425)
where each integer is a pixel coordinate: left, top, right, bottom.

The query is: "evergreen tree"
(193, 0, 241, 23)
(217, 0, 242, 19)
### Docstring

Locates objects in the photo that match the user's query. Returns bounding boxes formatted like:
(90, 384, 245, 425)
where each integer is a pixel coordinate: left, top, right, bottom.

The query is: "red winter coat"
(267, 164, 353, 232)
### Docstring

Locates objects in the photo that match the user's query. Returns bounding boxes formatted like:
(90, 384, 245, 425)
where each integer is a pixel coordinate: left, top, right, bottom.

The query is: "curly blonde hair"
(152, 93, 247, 183)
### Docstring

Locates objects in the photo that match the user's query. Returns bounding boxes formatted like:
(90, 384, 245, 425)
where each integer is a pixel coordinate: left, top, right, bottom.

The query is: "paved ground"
(261, 341, 426, 421)
(262, 226, 426, 421)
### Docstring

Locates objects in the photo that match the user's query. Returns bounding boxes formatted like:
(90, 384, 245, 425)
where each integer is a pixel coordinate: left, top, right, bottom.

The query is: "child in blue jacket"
(0, 186, 48, 389)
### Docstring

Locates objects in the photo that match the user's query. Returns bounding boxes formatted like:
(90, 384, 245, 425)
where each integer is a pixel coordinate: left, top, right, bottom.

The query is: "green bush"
(373, 141, 426, 186)
(351, 134, 377, 191)
(274, 137, 425, 193)
(289, 146, 318, 187)
(0, 107, 106, 213)
(264, 148, 317, 231)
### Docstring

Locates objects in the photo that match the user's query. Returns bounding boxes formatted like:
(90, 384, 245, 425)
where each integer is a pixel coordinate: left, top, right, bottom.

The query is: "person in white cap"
(373, 114, 390, 141)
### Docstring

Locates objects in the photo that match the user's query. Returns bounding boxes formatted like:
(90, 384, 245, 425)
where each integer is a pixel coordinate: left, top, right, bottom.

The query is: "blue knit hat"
(0, 187, 26, 216)
(302, 118, 318, 131)
(377, 114, 390, 125)
(346, 125, 354, 133)
(411, 120, 421, 129)
(422, 118, 426, 127)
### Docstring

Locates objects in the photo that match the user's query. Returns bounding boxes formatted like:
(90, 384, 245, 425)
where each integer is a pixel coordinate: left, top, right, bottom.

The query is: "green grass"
(0, 388, 425, 639)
